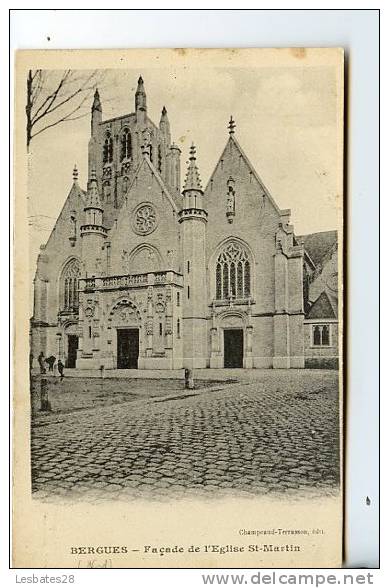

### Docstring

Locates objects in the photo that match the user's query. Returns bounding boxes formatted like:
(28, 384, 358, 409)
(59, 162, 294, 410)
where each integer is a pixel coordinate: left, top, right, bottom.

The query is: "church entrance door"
(67, 335, 78, 368)
(117, 329, 139, 369)
(224, 329, 243, 368)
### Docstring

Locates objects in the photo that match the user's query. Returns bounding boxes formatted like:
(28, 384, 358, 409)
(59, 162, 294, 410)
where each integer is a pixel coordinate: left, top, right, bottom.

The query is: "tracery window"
(103, 132, 113, 164)
(121, 128, 132, 160)
(61, 258, 80, 311)
(215, 241, 251, 300)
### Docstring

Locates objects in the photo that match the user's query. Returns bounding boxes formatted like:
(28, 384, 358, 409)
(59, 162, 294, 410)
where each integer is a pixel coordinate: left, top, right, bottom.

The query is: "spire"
(159, 106, 171, 145)
(228, 115, 236, 135)
(92, 88, 102, 112)
(91, 89, 102, 135)
(85, 168, 103, 210)
(72, 164, 78, 183)
(135, 75, 147, 113)
(183, 143, 203, 192)
(179, 144, 207, 219)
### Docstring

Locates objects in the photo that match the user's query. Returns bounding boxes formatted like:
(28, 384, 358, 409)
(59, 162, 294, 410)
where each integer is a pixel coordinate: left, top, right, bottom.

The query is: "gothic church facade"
(31, 77, 339, 371)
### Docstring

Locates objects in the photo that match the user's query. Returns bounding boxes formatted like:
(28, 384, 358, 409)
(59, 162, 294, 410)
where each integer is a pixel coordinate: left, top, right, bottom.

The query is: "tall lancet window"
(121, 128, 132, 160)
(215, 241, 251, 301)
(103, 132, 113, 164)
(61, 258, 80, 311)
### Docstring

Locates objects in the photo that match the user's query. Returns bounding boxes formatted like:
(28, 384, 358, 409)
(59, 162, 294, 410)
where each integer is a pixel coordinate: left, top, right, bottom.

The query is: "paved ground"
(31, 370, 340, 502)
(30, 375, 235, 415)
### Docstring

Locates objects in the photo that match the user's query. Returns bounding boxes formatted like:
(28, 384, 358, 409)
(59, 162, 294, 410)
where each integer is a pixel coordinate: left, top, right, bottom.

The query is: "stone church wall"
(31, 182, 86, 361)
(108, 161, 180, 278)
(304, 321, 339, 369)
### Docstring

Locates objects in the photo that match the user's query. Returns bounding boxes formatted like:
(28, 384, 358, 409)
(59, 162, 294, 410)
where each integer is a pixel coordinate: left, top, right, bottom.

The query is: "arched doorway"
(117, 329, 139, 368)
(219, 312, 247, 369)
(64, 323, 79, 368)
(108, 299, 142, 369)
(223, 328, 244, 368)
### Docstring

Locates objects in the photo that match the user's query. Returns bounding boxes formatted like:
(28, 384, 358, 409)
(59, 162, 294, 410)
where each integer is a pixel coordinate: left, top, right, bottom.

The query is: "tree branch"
(26, 69, 106, 148)
(30, 95, 91, 139)
(31, 70, 71, 124)
(30, 71, 99, 129)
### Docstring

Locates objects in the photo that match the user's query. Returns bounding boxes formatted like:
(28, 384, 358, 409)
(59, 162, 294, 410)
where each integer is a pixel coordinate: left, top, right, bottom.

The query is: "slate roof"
(306, 291, 337, 320)
(298, 230, 338, 268)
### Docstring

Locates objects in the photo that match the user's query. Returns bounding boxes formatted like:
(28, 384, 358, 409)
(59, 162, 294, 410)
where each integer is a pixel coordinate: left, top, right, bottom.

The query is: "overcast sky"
(28, 64, 341, 284)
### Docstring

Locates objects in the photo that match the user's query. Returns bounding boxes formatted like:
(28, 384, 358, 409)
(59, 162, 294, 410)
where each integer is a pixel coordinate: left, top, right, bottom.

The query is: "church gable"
(108, 156, 180, 276)
(307, 291, 337, 320)
(39, 174, 85, 279)
(33, 171, 86, 325)
(204, 133, 284, 261)
(205, 134, 281, 210)
(204, 129, 299, 316)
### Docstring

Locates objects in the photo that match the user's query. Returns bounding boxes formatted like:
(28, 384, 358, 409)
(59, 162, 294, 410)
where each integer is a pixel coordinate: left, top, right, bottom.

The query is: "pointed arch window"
(215, 241, 251, 301)
(61, 259, 80, 311)
(121, 128, 132, 161)
(158, 144, 162, 173)
(312, 324, 332, 347)
(103, 132, 113, 164)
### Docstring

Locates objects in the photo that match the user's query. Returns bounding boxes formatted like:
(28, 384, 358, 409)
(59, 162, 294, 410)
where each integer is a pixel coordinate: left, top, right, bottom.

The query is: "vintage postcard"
(13, 48, 344, 568)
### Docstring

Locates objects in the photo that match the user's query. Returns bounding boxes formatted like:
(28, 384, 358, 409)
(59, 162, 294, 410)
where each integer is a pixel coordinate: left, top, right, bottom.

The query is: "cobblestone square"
(31, 369, 340, 502)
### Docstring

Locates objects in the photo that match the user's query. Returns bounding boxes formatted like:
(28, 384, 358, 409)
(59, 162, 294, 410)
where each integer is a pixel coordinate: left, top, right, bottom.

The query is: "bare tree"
(26, 69, 105, 150)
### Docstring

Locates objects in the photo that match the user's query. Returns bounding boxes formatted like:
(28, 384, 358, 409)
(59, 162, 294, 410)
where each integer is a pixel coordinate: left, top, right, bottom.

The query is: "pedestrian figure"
(45, 355, 56, 373)
(184, 368, 195, 390)
(40, 378, 51, 412)
(57, 359, 65, 380)
(38, 351, 46, 374)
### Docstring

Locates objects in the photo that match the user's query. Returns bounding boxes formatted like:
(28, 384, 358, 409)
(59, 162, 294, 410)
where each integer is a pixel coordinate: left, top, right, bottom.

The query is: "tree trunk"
(26, 70, 33, 151)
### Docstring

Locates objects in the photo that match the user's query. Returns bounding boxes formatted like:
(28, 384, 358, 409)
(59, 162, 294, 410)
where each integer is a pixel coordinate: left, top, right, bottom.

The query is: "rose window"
(133, 204, 157, 235)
